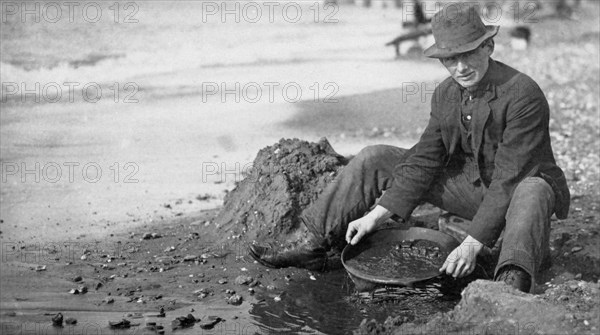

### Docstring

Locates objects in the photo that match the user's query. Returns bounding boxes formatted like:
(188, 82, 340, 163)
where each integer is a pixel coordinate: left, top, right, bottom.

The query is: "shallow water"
(248, 270, 460, 334)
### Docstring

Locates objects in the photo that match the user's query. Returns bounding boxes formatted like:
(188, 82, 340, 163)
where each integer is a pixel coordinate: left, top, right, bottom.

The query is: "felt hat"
(424, 6, 499, 58)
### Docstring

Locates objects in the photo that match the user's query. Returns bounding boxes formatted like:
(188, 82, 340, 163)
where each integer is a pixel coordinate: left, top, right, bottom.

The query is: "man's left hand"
(439, 235, 484, 278)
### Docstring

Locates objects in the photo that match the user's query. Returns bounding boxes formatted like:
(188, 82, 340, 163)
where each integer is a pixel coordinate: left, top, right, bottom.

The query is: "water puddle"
(248, 270, 461, 334)
(1, 272, 462, 335)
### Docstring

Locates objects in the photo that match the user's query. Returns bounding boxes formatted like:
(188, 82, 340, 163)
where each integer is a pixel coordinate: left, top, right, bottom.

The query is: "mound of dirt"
(215, 138, 348, 244)
(355, 280, 600, 335)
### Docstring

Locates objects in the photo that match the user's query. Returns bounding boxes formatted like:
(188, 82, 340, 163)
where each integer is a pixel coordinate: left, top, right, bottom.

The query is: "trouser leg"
(494, 177, 555, 292)
(301, 145, 409, 249)
(422, 170, 485, 222)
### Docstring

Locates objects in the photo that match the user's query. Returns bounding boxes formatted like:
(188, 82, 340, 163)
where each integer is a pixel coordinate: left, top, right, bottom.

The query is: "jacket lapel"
(442, 84, 462, 159)
(472, 87, 496, 153)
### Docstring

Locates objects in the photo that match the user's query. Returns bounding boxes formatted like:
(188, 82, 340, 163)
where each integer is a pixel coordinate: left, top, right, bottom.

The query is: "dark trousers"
(301, 145, 555, 290)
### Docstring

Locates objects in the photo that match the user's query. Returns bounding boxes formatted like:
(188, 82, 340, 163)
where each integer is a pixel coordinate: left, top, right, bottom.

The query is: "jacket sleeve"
(467, 78, 551, 247)
(378, 91, 447, 220)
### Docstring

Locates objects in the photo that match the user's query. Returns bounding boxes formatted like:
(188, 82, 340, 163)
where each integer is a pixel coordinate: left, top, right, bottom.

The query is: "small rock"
(571, 246, 583, 253)
(218, 279, 228, 285)
(72, 276, 83, 282)
(78, 285, 88, 294)
(266, 285, 276, 291)
(142, 233, 152, 240)
(52, 313, 63, 326)
(109, 319, 134, 329)
(151, 232, 161, 239)
(575, 273, 582, 279)
(164, 246, 176, 252)
(274, 296, 282, 302)
(183, 255, 198, 262)
(235, 275, 253, 285)
(65, 317, 77, 325)
(199, 316, 223, 330)
(248, 288, 255, 295)
(103, 297, 115, 304)
(171, 314, 196, 329)
(225, 289, 235, 295)
(35, 265, 46, 271)
(227, 294, 243, 305)
(80, 255, 87, 261)
(194, 288, 210, 294)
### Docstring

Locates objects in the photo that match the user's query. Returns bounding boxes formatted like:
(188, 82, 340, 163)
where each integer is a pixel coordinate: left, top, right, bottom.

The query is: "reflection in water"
(248, 270, 461, 334)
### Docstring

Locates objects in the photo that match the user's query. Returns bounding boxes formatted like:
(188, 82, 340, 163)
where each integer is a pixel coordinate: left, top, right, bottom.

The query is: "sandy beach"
(1, 2, 448, 243)
(1, 1, 599, 334)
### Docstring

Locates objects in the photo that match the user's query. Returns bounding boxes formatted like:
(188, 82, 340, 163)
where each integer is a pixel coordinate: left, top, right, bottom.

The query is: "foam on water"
(1, 1, 407, 89)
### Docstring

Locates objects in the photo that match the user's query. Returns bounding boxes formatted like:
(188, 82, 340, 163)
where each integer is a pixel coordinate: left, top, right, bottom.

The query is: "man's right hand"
(345, 216, 378, 245)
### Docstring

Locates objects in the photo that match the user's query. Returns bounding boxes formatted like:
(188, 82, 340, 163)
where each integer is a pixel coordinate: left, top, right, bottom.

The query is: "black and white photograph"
(1, 0, 598, 334)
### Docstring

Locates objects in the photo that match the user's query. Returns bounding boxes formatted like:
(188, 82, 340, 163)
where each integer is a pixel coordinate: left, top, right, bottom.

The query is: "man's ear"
(484, 39, 495, 56)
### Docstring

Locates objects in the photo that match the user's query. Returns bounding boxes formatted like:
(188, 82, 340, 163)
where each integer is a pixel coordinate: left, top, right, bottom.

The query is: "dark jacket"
(379, 59, 570, 247)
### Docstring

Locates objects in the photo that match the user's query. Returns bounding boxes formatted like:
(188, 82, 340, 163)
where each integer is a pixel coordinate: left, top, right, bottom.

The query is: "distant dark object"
(556, 0, 580, 19)
(509, 26, 531, 50)
(385, 27, 433, 58)
(402, 0, 431, 29)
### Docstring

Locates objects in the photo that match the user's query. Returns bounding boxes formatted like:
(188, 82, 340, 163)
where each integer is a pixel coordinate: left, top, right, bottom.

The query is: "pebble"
(72, 276, 83, 282)
(194, 288, 210, 294)
(584, 320, 589, 326)
(109, 319, 134, 329)
(171, 314, 196, 329)
(571, 246, 583, 253)
(51, 313, 63, 326)
(65, 317, 77, 325)
(80, 255, 87, 261)
(218, 279, 228, 284)
(274, 296, 282, 302)
(183, 255, 198, 262)
(35, 265, 46, 271)
(103, 297, 115, 304)
(235, 275, 253, 285)
(199, 316, 223, 330)
(227, 294, 243, 305)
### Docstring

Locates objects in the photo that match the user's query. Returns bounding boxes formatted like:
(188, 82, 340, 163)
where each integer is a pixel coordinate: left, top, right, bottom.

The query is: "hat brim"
(423, 25, 499, 58)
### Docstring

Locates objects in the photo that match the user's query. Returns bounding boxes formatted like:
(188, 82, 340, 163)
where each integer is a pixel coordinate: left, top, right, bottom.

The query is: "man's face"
(440, 43, 493, 88)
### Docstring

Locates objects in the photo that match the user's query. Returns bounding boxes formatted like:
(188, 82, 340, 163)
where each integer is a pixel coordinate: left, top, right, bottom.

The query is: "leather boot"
(495, 265, 532, 293)
(248, 230, 329, 271)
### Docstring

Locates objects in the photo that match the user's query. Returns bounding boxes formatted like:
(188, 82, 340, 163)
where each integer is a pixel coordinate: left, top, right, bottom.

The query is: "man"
(249, 5, 569, 293)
